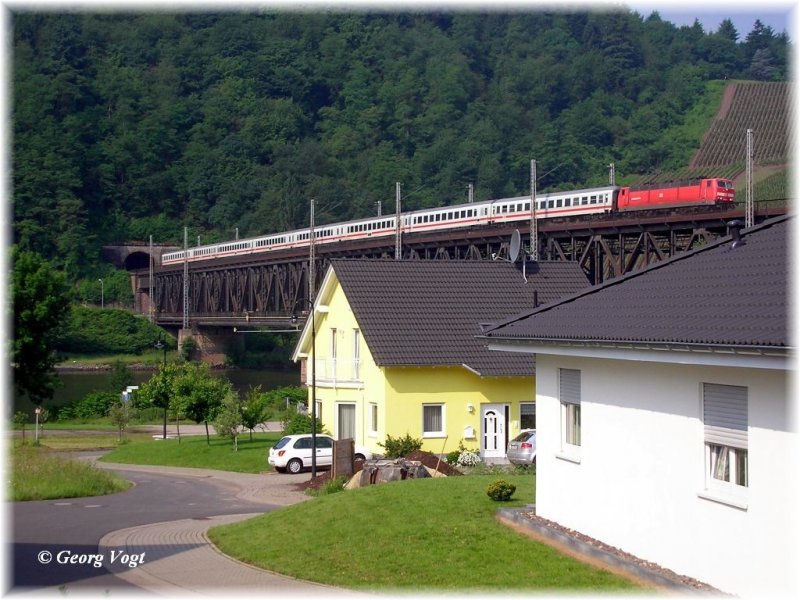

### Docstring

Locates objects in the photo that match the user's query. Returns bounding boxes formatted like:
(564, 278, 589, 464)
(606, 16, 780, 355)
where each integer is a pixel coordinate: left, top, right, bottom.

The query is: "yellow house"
(291, 259, 589, 459)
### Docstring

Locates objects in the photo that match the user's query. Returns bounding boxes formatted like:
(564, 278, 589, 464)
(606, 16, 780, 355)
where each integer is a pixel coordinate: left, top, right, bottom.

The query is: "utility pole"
(183, 227, 189, 329)
(395, 182, 402, 260)
(467, 182, 474, 203)
(609, 162, 616, 186)
(746, 129, 754, 229)
(309, 198, 316, 302)
(149, 235, 154, 323)
(530, 160, 538, 262)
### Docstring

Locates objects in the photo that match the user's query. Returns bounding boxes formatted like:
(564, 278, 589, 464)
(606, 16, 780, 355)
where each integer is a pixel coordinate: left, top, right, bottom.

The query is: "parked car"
(268, 434, 372, 474)
(506, 429, 536, 466)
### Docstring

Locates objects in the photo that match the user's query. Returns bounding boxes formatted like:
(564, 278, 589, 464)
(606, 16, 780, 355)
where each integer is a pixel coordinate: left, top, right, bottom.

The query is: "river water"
(12, 367, 301, 415)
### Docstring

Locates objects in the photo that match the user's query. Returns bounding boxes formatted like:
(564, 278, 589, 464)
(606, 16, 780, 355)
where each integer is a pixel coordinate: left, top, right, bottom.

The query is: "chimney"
(727, 220, 746, 249)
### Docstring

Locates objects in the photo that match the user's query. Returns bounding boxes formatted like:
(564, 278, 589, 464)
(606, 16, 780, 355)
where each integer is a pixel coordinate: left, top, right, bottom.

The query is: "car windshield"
(273, 437, 292, 450)
(512, 431, 535, 443)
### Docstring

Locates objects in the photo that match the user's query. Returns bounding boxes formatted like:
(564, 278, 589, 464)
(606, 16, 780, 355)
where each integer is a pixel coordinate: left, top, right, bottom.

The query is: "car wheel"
(354, 453, 366, 462)
(287, 458, 303, 474)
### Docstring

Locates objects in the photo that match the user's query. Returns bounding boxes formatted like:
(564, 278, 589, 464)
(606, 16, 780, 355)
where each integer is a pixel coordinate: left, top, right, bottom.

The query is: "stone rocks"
(345, 459, 431, 489)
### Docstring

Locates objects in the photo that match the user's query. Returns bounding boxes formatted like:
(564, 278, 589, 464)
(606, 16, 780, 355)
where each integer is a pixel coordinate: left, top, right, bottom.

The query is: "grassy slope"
(209, 474, 641, 591)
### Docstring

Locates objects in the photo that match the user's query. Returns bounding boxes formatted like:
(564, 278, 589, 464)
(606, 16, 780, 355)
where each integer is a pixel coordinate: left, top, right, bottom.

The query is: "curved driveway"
(8, 456, 354, 596)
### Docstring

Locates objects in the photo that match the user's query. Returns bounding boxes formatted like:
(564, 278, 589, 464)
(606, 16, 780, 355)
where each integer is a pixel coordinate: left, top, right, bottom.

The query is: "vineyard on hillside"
(691, 81, 790, 168)
(638, 81, 790, 204)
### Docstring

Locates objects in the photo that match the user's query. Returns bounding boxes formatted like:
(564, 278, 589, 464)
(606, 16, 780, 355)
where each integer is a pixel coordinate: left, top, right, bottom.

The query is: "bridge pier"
(179, 327, 243, 366)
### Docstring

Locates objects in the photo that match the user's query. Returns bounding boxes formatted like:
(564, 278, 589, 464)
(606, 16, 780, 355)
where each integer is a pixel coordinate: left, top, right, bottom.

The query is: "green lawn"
(31, 432, 152, 451)
(209, 474, 643, 592)
(99, 431, 282, 473)
(10, 445, 132, 501)
(18, 429, 646, 591)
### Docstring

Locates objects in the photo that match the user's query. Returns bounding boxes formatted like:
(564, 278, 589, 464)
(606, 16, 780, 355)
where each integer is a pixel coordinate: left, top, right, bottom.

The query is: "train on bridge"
(162, 178, 735, 266)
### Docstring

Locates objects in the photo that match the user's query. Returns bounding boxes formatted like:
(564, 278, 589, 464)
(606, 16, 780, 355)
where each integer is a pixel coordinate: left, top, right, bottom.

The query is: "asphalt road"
(7, 459, 285, 594)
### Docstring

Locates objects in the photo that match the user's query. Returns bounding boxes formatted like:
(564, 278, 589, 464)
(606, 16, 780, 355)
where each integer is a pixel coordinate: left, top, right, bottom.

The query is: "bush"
(180, 337, 197, 361)
(378, 433, 423, 459)
(57, 391, 117, 421)
(282, 411, 324, 435)
(486, 479, 516, 502)
(446, 450, 461, 464)
(447, 440, 481, 465)
(262, 386, 308, 420)
(457, 450, 482, 467)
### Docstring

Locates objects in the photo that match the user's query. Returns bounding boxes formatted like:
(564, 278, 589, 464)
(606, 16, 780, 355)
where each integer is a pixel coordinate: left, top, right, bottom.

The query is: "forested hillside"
(12, 10, 790, 288)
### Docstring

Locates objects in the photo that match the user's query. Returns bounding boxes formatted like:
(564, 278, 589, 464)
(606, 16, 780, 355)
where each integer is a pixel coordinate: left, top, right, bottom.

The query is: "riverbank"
(55, 362, 158, 372)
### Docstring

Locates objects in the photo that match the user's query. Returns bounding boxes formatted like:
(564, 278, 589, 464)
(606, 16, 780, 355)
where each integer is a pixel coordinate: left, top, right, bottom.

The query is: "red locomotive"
(618, 178, 735, 211)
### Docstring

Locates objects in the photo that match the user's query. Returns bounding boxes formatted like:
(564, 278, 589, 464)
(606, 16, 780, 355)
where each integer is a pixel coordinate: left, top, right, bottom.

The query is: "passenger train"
(161, 178, 735, 265)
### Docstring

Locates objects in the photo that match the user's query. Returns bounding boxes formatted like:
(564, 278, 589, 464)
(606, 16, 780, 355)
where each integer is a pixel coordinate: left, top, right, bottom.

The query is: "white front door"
(482, 404, 507, 459)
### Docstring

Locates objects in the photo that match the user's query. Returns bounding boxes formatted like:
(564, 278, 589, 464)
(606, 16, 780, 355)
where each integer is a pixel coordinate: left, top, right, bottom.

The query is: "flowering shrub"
(486, 479, 516, 501)
(457, 450, 482, 467)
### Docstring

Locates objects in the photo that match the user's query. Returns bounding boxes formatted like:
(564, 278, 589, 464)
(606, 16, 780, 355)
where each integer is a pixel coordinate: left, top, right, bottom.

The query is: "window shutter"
(703, 383, 748, 449)
(559, 369, 581, 405)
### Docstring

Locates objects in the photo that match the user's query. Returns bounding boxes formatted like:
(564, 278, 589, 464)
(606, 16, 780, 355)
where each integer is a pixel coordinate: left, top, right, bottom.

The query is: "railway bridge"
(127, 203, 784, 362)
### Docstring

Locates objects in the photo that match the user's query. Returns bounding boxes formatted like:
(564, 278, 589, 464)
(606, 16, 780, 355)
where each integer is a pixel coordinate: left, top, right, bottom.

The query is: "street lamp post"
(34, 407, 42, 445)
(291, 300, 317, 478)
(154, 337, 168, 439)
(98, 279, 104, 308)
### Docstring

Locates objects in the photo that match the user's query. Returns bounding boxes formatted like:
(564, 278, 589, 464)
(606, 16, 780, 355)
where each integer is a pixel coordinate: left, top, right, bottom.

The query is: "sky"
(626, 0, 795, 38)
(1, 1, 794, 39)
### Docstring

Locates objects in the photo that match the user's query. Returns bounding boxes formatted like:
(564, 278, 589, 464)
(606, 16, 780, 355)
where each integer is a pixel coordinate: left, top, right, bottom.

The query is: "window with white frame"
(703, 383, 748, 488)
(369, 403, 378, 436)
(422, 404, 445, 437)
(560, 368, 581, 447)
(520, 402, 536, 430)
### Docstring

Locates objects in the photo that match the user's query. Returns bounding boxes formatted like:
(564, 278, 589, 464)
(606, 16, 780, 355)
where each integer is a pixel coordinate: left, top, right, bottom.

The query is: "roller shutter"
(559, 369, 581, 405)
(703, 383, 748, 449)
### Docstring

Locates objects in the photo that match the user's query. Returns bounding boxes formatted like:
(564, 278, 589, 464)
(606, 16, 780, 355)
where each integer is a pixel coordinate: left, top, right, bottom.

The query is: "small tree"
(172, 362, 228, 445)
(213, 391, 244, 451)
(137, 363, 180, 439)
(241, 386, 268, 442)
(13, 411, 27, 445)
(108, 399, 136, 442)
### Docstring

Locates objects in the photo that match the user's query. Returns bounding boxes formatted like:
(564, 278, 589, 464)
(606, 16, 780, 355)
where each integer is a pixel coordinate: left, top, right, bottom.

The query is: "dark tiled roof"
(484, 216, 789, 349)
(330, 259, 590, 376)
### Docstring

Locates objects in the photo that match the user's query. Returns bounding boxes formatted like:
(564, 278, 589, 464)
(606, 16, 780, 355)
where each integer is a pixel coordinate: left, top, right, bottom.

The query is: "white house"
(484, 216, 796, 598)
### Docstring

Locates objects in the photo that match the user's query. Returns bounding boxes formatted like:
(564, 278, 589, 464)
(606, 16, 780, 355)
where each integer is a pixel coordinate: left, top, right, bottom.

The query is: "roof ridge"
(484, 214, 790, 334)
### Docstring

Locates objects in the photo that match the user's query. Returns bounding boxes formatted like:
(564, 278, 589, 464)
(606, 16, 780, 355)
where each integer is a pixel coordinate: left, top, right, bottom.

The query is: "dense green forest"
(12, 10, 790, 292)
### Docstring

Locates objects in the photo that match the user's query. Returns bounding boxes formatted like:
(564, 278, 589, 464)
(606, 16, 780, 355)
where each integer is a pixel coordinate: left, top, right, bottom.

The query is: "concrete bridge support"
(178, 327, 243, 366)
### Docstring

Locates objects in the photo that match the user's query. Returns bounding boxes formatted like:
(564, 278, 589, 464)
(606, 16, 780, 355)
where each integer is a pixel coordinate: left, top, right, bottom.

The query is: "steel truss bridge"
(134, 204, 785, 330)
